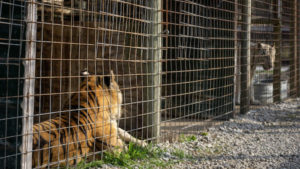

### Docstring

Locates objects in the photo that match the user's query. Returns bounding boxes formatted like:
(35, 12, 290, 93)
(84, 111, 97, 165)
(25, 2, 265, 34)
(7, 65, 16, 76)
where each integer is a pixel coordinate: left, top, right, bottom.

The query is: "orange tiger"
(32, 71, 147, 168)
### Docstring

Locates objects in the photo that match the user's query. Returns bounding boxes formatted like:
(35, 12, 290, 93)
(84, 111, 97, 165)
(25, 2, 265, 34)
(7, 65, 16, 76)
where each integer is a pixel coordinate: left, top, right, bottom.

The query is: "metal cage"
(0, 0, 299, 168)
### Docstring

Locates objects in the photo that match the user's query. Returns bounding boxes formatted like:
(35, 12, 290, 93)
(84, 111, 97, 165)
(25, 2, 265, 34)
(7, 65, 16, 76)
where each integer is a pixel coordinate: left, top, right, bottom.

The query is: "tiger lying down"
(32, 71, 147, 168)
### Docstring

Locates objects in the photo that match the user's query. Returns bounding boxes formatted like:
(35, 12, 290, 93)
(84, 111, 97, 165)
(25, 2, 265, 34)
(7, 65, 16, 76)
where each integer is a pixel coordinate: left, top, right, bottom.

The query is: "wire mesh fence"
(0, 0, 299, 168)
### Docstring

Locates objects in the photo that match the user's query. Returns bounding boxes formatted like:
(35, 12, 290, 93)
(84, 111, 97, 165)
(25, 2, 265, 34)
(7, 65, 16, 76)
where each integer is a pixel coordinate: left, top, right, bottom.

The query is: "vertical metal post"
(273, 0, 282, 102)
(148, 0, 162, 141)
(22, 0, 37, 168)
(240, 0, 251, 114)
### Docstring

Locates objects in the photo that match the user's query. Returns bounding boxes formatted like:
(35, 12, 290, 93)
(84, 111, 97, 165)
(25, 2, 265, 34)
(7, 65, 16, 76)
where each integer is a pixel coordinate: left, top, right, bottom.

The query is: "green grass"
(200, 132, 208, 136)
(197, 144, 225, 157)
(287, 114, 297, 119)
(101, 142, 164, 167)
(76, 160, 104, 169)
(179, 134, 197, 143)
(171, 149, 185, 159)
(74, 142, 168, 169)
(74, 141, 198, 169)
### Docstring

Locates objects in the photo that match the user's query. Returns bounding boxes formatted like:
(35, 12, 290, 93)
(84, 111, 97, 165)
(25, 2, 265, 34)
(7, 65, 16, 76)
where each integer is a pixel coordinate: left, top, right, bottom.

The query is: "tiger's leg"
(95, 121, 125, 153)
(117, 128, 147, 147)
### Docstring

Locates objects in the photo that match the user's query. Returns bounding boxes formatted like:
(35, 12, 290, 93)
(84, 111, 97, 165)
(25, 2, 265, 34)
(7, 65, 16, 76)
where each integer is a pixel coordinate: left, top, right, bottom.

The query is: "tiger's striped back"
(32, 72, 124, 168)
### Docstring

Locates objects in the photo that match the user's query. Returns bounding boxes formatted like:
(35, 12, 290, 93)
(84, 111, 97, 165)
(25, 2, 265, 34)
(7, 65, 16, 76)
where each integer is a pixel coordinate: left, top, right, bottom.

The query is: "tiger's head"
(258, 43, 276, 70)
(80, 70, 123, 120)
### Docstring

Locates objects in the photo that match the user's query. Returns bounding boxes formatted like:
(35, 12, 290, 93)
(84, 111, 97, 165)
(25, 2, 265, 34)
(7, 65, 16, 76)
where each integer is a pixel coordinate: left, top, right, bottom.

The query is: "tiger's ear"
(94, 75, 109, 87)
(103, 75, 111, 87)
(99, 71, 115, 87)
(103, 70, 115, 87)
(110, 70, 115, 82)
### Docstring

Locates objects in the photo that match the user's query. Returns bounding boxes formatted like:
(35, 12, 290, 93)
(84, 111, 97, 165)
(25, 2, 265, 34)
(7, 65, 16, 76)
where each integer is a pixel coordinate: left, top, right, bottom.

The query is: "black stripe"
(41, 123, 48, 132)
(60, 129, 67, 158)
(75, 106, 95, 132)
(50, 122, 59, 139)
(76, 127, 83, 155)
(87, 86, 99, 109)
(88, 86, 101, 113)
(95, 139, 110, 149)
(50, 147, 53, 162)
(39, 135, 48, 166)
(39, 135, 48, 147)
(80, 109, 95, 130)
(40, 149, 44, 166)
(70, 108, 92, 132)
(78, 125, 89, 149)
(87, 90, 97, 113)
(69, 106, 93, 151)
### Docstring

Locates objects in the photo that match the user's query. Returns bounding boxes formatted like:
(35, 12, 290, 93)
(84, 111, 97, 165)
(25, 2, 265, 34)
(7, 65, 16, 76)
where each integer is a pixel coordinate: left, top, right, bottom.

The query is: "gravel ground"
(155, 99, 300, 169)
(100, 99, 300, 169)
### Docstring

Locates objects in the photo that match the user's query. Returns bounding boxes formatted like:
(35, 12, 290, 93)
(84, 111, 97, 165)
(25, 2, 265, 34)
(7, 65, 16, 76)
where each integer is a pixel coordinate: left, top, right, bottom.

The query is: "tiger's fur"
(32, 71, 146, 168)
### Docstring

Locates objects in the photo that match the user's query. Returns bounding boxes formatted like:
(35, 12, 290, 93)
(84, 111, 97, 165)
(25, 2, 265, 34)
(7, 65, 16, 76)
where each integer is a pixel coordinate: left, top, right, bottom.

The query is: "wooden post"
(289, 0, 297, 97)
(240, 0, 251, 114)
(147, 0, 162, 141)
(233, 0, 238, 116)
(273, 0, 282, 102)
(22, 0, 37, 168)
(295, 0, 299, 97)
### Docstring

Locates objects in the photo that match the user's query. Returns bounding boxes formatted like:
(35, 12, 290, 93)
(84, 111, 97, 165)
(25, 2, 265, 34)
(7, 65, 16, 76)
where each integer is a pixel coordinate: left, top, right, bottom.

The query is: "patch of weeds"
(171, 149, 186, 159)
(287, 114, 297, 119)
(212, 145, 223, 154)
(186, 135, 197, 142)
(76, 160, 104, 169)
(145, 158, 173, 168)
(200, 132, 208, 136)
(197, 144, 224, 157)
(179, 134, 197, 142)
(170, 148, 195, 163)
(74, 142, 197, 169)
(102, 142, 162, 167)
(179, 134, 186, 142)
(77, 142, 169, 169)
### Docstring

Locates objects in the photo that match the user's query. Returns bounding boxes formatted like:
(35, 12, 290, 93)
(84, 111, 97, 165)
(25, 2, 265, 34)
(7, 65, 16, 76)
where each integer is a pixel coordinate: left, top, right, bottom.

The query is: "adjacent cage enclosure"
(0, 0, 299, 168)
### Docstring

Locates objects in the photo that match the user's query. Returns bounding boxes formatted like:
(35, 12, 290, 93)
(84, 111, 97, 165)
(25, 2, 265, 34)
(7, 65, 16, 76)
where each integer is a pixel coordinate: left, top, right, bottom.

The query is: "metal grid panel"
(0, 0, 26, 168)
(250, 0, 279, 104)
(33, 1, 155, 168)
(236, 0, 298, 107)
(161, 0, 235, 138)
